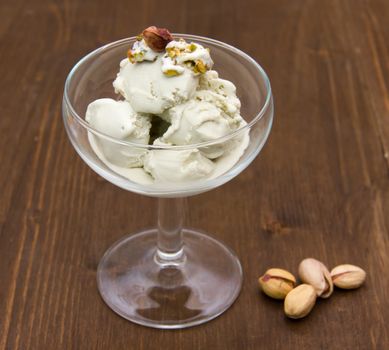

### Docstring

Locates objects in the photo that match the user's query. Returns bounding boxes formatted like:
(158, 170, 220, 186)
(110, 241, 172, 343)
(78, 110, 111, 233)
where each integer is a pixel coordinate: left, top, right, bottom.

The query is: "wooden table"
(1, 0, 389, 348)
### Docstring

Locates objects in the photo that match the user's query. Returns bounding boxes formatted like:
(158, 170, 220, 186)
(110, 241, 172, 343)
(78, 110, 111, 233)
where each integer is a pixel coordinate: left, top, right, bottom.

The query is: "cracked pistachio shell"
(331, 264, 366, 289)
(258, 268, 296, 300)
(298, 258, 334, 298)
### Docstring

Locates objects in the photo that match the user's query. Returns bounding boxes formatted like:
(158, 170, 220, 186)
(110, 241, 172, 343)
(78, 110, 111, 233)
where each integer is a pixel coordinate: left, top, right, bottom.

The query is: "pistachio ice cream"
(86, 26, 249, 184)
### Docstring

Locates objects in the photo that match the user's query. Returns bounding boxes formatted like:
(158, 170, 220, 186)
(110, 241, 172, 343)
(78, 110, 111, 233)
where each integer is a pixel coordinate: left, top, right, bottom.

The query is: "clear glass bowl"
(62, 34, 273, 329)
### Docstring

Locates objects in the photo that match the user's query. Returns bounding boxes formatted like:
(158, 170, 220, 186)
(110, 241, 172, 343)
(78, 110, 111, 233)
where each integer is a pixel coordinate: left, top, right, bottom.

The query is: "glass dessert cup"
(63, 34, 273, 329)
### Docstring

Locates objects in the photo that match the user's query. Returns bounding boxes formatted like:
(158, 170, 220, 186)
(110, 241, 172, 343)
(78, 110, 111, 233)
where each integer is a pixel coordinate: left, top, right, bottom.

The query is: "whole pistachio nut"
(331, 264, 366, 289)
(298, 258, 333, 298)
(142, 26, 173, 52)
(258, 268, 296, 300)
(284, 284, 317, 319)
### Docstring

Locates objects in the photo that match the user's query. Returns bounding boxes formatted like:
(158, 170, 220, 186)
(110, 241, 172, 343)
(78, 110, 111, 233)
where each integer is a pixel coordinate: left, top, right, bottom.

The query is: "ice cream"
(158, 70, 244, 159)
(143, 149, 215, 182)
(86, 26, 249, 185)
(86, 98, 151, 167)
(113, 56, 198, 115)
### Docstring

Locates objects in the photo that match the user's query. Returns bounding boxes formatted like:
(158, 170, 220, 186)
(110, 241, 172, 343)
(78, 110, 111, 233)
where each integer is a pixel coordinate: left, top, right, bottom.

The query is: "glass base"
(97, 229, 243, 329)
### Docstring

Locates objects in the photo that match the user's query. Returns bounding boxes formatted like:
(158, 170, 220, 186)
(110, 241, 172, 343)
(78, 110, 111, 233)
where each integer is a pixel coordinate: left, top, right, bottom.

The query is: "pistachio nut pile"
(258, 258, 366, 319)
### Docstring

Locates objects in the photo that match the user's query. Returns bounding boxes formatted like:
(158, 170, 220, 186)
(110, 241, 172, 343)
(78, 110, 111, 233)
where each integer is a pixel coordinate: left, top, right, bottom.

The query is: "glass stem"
(156, 197, 186, 265)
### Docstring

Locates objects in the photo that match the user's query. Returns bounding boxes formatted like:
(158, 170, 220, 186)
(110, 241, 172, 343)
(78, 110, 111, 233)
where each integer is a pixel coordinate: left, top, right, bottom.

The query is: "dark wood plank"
(0, 0, 388, 349)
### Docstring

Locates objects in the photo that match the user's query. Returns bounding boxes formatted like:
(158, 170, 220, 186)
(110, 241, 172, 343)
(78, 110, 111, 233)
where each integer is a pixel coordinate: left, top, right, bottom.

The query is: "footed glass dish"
(63, 34, 273, 329)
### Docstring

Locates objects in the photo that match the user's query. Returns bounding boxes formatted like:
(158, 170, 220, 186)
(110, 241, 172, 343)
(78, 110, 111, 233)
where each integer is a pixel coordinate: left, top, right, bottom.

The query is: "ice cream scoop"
(158, 70, 243, 158)
(143, 149, 215, 182)
(113, 56, 198, 115)
(158, 100, 237, 158)
(86, 98, 151, 167)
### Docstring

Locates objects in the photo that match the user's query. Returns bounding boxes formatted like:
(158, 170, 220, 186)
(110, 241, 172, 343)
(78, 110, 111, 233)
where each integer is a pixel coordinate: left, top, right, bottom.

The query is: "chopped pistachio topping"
(127, 38, 159, 63)
(162, 39, 213, 77)
(126, 34, 213, 78)
(194, 60, 206, 74)
(164, 69, 180, 77)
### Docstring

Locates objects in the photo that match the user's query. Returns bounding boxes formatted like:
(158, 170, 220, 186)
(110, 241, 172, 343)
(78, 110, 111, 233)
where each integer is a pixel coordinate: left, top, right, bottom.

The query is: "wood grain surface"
(1, 0, 389, 349)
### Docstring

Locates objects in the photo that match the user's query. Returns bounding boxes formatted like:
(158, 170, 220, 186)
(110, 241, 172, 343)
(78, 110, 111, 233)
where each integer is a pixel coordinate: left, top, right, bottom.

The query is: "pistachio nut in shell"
(142, 26, 173, 52)
(258, 268, 296, 300)
(284, 284, 317, 319)
(298, 258, 334, 298)
(331, 264, 366, 289)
